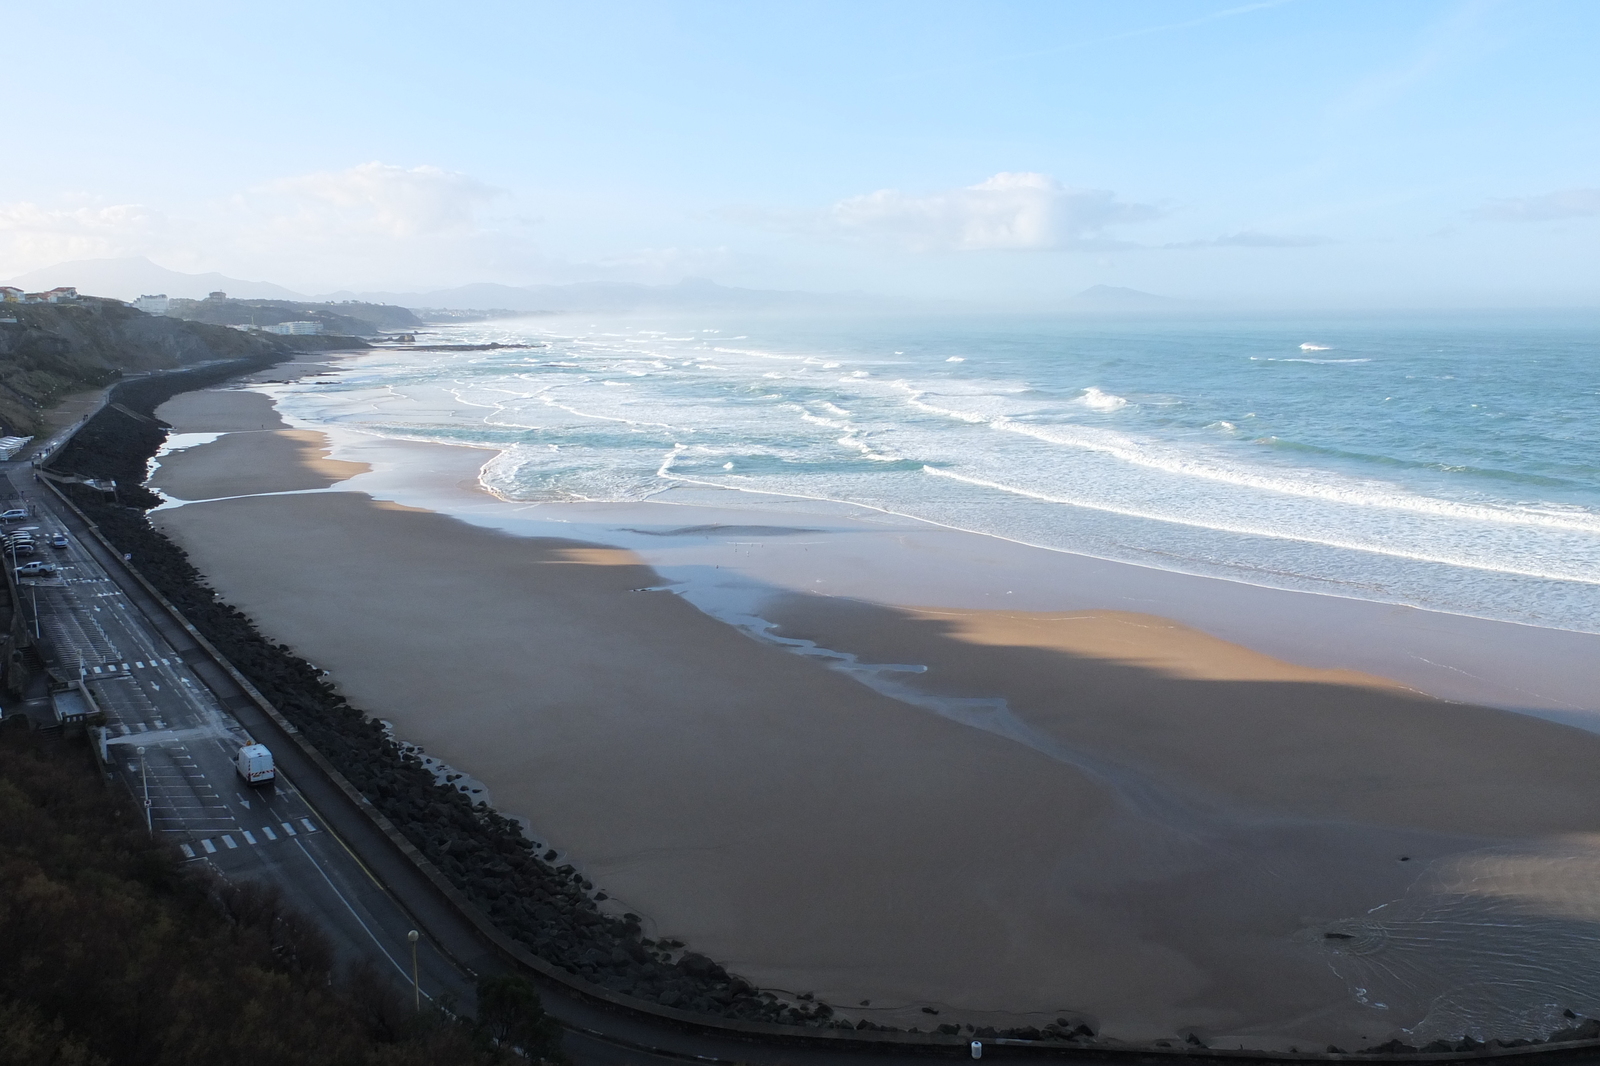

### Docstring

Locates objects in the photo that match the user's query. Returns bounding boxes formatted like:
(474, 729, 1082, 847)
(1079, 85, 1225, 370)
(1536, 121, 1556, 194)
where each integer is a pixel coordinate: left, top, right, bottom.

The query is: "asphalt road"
(2, 464, 473, 1009)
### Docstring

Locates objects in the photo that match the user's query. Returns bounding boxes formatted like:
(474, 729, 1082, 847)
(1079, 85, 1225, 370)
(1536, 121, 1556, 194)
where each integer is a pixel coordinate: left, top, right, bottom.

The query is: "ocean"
(270, 311, 1600, 634)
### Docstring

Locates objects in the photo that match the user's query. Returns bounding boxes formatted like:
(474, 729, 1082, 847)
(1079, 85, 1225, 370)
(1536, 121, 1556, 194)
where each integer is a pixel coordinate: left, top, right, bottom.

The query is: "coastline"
(140, 377, 1600, 1049)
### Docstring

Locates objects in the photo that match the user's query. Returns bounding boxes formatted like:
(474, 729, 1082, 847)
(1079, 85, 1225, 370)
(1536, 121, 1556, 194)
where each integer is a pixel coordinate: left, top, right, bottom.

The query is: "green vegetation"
(168, 296, 420, 335)
(0, 299, 283, 438)
(0, 722, 565, 1066)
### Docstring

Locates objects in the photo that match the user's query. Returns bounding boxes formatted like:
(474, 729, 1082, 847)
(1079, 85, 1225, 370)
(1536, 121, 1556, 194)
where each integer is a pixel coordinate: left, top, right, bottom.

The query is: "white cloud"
(0, 164, 515, 287)
(807, 172, 1161, 252)
(1472, 188, 1600, 223)
(259, 162, 504, 239)
(0, 201, 167, 276)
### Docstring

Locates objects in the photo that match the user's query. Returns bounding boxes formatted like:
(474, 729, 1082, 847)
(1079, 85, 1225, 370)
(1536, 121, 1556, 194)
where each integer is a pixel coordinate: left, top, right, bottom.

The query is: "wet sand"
(146, 386, 1600, 1048)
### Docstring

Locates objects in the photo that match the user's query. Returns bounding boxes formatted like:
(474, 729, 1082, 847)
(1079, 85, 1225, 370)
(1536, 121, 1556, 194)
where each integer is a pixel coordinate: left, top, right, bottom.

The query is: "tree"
(474, 975, 565, 1063)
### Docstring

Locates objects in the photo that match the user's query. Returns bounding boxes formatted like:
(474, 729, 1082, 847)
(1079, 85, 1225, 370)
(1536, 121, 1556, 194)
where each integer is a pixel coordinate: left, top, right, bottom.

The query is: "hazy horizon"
(3, 1, 1597, 309)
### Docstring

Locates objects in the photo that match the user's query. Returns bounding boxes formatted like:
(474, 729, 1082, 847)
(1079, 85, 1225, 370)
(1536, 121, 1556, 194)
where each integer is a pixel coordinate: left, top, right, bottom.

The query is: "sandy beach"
(145, 381, 1600, 1048)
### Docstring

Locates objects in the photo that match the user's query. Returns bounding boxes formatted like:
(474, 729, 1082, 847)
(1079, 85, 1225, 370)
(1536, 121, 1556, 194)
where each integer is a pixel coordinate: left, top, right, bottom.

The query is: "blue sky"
(2, 0, 1597, 305)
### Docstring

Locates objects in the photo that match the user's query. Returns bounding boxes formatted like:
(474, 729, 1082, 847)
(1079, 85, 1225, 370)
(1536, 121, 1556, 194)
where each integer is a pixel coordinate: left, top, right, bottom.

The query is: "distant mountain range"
(4, 257, 307, 301)
(3, 257, 1183, 315)
(322, 277, 892, 314)
(2, 258, 892, 314)
(1064, 284, 1184, 309)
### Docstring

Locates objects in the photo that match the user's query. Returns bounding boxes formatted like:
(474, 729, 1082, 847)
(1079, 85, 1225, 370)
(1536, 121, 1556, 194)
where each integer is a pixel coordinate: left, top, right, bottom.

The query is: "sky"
(1, 0, 1597, 307)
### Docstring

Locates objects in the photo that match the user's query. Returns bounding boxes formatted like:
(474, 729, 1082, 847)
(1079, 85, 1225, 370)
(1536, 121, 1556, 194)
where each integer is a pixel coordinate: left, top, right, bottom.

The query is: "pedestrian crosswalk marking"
(242, 830, 257, 844)
(92, 666, 102, 674)
(135, 661, 145, 668)
(222, 835, 238, 849)
(179, 844, 196, 858)
(301, 819, 317, 832)
(281, 821, 297, 836)
(200, 838, 217, 854)
(261, 825, 278, 841)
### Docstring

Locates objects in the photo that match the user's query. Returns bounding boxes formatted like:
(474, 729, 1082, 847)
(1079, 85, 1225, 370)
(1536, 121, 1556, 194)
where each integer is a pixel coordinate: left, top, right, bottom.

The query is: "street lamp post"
(137, 746, 151, 836)
(407, 930, 420, 1012)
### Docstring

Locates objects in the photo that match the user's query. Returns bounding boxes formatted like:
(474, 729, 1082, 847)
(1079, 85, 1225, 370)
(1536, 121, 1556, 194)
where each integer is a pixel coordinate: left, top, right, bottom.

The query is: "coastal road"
(0, 464, 474, 1011)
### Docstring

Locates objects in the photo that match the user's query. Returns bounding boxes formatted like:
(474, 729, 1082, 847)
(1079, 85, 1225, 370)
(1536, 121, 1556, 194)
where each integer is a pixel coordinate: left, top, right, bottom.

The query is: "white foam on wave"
(268, 316, 1600, 631)
(1078, 386, 1128, 412)
(900, 389, 1600, 536)
(1300, 343, 1332, 351)
(921, 466, 1600, 586)
(946, 356, 965, 362)
(1254, 356, 1372, 365)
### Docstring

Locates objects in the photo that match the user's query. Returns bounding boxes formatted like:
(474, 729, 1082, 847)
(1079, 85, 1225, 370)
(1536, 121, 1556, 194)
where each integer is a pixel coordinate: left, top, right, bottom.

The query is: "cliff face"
(0, 298, 284, 436)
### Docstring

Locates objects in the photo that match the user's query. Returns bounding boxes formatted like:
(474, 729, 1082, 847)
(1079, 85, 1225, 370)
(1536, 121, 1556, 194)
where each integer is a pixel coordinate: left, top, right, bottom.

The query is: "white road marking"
(179, 844, 196, 858)
(261, 825, 278, 841)
(243, 830, 257, 844)
(301, 819, 317, 832)
(92, 666, 102, 674)
(293, 837, 424, 994)
(281, 821, 297, 836)
(135, 661, 145, 668)
(200, 839, 217, 854)
(222, 835, 238, 849)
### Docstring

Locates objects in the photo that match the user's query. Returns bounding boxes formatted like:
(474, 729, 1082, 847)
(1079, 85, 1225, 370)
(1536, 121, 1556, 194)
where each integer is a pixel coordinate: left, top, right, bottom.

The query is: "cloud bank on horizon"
(1, 0, 1597, 307)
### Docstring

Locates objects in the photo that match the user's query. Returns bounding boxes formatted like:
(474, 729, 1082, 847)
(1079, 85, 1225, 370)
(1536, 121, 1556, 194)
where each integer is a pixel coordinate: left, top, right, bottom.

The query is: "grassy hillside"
(0, 298, 286, 437)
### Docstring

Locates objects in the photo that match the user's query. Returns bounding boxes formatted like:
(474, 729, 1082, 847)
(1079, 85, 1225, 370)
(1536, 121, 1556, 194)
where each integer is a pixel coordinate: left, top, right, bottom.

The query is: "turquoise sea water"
(275, 311, 1600, 633)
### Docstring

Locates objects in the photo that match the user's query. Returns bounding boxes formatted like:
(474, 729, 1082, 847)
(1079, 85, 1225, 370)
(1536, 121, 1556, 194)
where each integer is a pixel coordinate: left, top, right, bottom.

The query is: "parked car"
(8, 542, 35, 556)
(0, 509, 28, 521)
(50, 533, 68, 548)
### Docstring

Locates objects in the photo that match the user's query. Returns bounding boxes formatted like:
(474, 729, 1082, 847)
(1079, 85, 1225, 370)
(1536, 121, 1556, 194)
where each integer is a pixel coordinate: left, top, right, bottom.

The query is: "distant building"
(264, 320, 322, 335)
(131, 293, 170, 315)
(206, 291, 227, 300)
(23, 287, 79, 304)
(0, 287, 22, 303)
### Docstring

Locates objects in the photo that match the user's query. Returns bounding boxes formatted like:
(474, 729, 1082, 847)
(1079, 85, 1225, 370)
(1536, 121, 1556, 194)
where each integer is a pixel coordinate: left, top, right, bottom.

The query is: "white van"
(235, 743, 276, 784)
